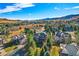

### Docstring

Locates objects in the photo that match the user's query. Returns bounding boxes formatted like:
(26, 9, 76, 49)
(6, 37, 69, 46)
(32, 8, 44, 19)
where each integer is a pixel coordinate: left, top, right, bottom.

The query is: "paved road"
(8, 45, 26, 56)
(11, 48, 26, 56)
(0, 49, 7, 56)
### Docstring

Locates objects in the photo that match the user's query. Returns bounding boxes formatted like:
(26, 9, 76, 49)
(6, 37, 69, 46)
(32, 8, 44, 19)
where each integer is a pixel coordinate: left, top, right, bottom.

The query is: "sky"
(0, 3, 79, 20)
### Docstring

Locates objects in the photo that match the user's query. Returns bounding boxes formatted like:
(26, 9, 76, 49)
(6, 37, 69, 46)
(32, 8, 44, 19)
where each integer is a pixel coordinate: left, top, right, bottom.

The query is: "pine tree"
(24, 29, 36, 56)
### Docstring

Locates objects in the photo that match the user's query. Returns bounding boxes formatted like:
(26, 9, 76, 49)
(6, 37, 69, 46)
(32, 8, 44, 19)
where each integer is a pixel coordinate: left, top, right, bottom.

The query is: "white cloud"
(63, 8, 70, 10)
(0, 3, 35, 13)
(72, 6, 79, 9)
(64, 6, 79, 10)
(54, 7, 60, 10)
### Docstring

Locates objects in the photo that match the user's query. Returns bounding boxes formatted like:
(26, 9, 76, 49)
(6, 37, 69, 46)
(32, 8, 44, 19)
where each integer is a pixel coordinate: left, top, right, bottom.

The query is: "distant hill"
(0, 14, 79, 23)
(0, 18, 20, 23)
(41, 14, 79, 20)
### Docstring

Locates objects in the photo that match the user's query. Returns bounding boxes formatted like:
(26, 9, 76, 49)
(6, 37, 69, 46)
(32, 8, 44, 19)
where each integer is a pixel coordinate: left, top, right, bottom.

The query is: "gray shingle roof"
(65, 45, 78, 56)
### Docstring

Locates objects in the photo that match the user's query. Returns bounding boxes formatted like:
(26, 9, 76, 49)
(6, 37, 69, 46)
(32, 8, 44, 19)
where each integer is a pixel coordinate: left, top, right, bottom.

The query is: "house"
(34, 32, 47, 47)
(0, 38, 3, 45)
(60, 48, 69, 56)
(0, 38, 6, 50)
(76, 46, 79, 56)
(62, 33, 71, 44)
(52, 27, 59, 34)
(19, 35, 27, 45)
(54, 31, 65, 44)
(64, 25, 73, 32)
(65, 45, 78, 56)
(60, 44, 78, 56)
(0, 31, 7, 35)
(76, 50, 79, 56)
(0, 38, 6, 46)
(12, 35, 26, 45)
(54, 31, 71, 44)
(12, 35, 20, 45)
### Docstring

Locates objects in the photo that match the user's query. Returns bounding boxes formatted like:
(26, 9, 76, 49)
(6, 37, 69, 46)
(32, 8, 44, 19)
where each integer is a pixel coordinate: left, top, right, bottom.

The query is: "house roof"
(65, 45, 78, 56)
(61, 48, 69, 54)
(76, 50, 79, 56)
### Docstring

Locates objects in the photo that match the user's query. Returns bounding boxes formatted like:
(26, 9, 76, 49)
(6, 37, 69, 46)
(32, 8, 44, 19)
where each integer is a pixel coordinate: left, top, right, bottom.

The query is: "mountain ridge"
(0, 14, 79, 21)
(41, 14, 79, 20)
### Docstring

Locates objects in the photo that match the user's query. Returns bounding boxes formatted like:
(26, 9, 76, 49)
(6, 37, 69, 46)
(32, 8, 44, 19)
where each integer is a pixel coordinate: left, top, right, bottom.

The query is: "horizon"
(0, 3, 79, 20)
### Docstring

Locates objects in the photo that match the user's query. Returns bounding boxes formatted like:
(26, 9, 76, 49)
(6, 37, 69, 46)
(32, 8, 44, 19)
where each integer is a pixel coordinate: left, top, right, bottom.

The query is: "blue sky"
(0, 3, 79, 20)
